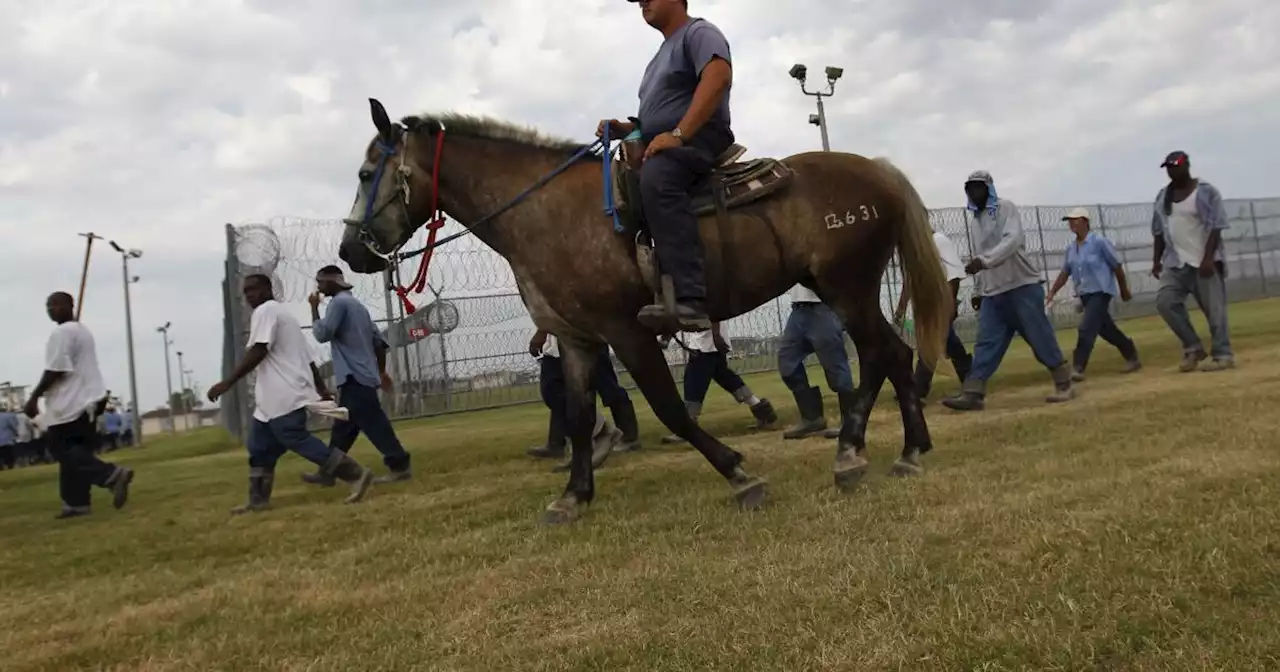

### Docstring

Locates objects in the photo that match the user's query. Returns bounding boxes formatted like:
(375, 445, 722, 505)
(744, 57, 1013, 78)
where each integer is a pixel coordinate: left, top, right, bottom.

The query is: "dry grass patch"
(3, 299, 1280, 670)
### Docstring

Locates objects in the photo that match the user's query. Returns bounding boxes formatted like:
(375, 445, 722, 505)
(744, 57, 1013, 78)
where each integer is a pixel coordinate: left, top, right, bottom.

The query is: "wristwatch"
(671, 127, 684, 142)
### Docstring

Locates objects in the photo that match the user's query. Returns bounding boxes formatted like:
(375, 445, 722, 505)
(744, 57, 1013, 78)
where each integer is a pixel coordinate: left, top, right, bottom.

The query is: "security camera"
(825, 66, 843, 81)
(808, 114, 821, 126)
(788, 63, 807, 81)
(127, 249, 143, 259)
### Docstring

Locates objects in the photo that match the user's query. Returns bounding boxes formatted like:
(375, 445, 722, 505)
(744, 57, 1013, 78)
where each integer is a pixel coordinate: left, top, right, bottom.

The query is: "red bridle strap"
(394, 128, 446, 315)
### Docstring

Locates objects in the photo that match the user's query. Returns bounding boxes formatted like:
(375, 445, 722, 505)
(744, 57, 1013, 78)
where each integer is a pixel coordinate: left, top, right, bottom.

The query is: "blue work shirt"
(103, 411, 122, 434)
(637, 17, 733, 144)
(311, 290, 385, 389)
(0, 412, 18, 446)
(1063, 232, 1122, 297)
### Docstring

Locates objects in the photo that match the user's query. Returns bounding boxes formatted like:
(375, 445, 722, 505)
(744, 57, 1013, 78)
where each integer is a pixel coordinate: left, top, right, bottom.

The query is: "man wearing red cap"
(1150, 151, 1234, 372)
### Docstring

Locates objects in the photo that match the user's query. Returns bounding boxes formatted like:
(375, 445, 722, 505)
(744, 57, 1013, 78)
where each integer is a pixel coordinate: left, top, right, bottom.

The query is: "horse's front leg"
(542, 340, 601, 524)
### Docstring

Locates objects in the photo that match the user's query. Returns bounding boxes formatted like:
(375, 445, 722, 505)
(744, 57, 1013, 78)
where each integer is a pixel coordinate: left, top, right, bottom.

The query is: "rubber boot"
(231, 467, 276, 515)
(374, 455, 412, 485)
(661, 401, 700, 445)
(526, 411, 568, 459)
(1045, 364, 1078, 403)
(323, 449, 374, 504)
(609, 399, 642, 453)
(941, 378, 986, 411)
(748, 398, 778, 429)
(783, 386, 828, 439)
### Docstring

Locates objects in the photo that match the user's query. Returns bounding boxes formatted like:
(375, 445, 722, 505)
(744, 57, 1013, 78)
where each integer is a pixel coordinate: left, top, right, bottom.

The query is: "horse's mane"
(406, 112, 596, 160)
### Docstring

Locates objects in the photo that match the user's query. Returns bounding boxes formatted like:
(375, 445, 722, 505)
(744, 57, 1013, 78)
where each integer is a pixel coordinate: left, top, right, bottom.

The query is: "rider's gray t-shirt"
(636, 17, 733, 146)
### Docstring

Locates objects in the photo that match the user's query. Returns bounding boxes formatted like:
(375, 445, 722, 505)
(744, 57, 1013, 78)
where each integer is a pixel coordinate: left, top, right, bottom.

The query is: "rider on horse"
(599, 0, 735, 331)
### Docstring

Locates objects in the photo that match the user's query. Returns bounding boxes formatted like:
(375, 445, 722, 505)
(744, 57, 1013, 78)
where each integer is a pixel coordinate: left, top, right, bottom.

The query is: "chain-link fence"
(220, 198, 1280, 440)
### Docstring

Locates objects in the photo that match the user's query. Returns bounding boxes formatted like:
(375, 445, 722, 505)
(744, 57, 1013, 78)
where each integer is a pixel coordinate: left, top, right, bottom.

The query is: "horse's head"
(339, 98, 438, 274)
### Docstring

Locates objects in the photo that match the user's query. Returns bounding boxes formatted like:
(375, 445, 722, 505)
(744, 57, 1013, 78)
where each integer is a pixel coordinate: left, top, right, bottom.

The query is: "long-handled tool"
(75, 232, 103, 320)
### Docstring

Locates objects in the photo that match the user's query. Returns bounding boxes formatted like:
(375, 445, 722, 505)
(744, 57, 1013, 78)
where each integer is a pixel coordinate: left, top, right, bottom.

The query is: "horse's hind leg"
(605, 324, 768, 511)
(541, 339, 603, 524)
(830, 314, 883, 491)
(848, 310, 932, 478)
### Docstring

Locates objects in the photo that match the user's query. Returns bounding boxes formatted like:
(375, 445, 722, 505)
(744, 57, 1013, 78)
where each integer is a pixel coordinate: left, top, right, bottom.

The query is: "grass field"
(4, 299, 1280, 671)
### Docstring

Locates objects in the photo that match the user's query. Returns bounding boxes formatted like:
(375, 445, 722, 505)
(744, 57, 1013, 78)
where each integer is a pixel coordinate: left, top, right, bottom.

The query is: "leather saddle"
(611, 130, 794, 307)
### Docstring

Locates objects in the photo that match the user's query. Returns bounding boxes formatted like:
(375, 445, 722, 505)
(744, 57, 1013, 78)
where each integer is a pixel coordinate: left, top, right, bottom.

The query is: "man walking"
(526, 329, 636, 471)
(942, 171, 1077, 411)
(208, 274, 374, 514)
(301, 265, 412, 485)
(24, 292, 134, 518)
(894, 230, 973, 399)
(1045, 207, 1141, 379)
(660, 323, 776, 444)
(776, 285, 855, 440)
(0, 407, 17, 470)
(1150, 151, 1234, 371)
(600, 0, 736, 331)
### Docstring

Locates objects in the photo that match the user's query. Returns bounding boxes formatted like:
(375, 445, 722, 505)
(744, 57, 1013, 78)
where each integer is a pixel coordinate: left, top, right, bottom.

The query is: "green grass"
(4, 299, 1280, 670)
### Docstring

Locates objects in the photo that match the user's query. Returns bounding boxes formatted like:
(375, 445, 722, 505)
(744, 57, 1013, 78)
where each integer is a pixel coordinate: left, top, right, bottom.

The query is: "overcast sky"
(2, 0, 1277, 413)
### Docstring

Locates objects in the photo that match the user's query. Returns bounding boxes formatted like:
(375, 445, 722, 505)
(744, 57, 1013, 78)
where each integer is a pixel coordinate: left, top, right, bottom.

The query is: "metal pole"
(176, 351, 187, 430)
(1250, 201, 1266, 294)
(381, 268, 401, 416)
(121, 255, 142, 447)
(815, 94, 831, 152)
(160, 328, 175, 433)
(392, 265, 411, 415)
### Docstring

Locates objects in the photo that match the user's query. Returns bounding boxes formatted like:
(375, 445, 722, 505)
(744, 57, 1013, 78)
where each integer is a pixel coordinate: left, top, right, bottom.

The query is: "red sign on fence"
(408, 326, 430, 341)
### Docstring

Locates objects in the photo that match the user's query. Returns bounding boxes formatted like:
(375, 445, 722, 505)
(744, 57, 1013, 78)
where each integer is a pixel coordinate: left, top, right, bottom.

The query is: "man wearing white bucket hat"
(1045, 207, 1140, 380)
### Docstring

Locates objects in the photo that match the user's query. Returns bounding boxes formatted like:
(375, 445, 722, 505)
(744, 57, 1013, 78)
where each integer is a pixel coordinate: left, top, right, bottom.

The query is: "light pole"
(788, 63, 843, 152)
(176, 350, 188, 431)
(109, 241, 144, 446)
(157, 322, 175, 433)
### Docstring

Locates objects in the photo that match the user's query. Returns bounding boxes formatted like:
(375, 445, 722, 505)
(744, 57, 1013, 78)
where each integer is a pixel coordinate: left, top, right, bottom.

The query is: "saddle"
(611, 130, 794, 321)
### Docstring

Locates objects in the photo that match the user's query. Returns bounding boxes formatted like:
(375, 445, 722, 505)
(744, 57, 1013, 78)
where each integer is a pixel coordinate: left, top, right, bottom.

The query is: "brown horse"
(339, 98, 950, 524)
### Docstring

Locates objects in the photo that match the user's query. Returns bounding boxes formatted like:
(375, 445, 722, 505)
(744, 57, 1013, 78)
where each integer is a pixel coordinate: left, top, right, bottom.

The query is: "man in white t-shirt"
(23, 292, 134, 519)
(894, 230, 974, 399)
(775, 285, 855, 440)
(525, 330, 632, 471)
(208, 274, 374, 514)
(659, 323, 776, 444)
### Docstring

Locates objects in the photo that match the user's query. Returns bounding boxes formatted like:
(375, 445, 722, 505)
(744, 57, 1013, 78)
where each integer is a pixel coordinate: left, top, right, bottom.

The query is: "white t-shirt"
(789, 284, 821, 303)
(934, 232, 965, 281)
(247, 300, 321, 422)
(42, 321, 107, 427)
(683, 329, 726, 353)
(540, 333, 560, 358)
(1169, 186, 1207, 268)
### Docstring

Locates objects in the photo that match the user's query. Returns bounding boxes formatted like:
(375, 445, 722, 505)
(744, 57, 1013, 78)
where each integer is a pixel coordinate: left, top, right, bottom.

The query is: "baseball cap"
(1160, 151, 1189, 168)
(1062, 207, 1090, 221)
(964, 169, 992, 184)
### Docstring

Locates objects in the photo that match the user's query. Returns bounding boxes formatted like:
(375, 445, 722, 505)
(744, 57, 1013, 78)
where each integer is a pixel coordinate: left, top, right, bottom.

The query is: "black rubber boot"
(527, 411, 568, 459)
(1046, 364, 1078, 403)
(749, 397, 778, 429)
(941, 378, 986, 411)
(232, 467, 276, 515)
(610, 399, 642, 453)
(324, 450, 374, 504)
(783, 386, 828, 439)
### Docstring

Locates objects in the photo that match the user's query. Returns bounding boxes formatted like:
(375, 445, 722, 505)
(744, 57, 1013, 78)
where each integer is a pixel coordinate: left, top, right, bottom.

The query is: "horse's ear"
(401, 115, 422, 132)
(369, 98, 392, 137)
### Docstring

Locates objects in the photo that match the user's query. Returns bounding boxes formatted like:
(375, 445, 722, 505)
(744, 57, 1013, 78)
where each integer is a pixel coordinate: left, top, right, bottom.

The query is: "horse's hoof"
(833, 453, 870, 491)
(540, 496, 582, 525)
(888, 457, 924, 478)
(731, 476, 768, 511)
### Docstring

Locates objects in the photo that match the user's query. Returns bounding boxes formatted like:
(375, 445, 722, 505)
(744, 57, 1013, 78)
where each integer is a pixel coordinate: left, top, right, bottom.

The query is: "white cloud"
(0, 0, 1277, 413)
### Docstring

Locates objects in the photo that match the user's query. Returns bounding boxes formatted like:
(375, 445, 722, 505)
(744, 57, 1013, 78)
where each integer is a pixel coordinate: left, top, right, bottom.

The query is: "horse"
(338, 98, 951, 524)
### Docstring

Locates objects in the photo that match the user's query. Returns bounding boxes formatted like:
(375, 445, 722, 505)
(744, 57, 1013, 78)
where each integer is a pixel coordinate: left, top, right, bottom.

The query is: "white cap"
(1062, 206, 1090, 221)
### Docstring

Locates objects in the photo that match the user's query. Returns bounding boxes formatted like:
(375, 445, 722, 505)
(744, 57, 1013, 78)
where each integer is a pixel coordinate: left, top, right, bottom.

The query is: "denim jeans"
(1074, 292, 1138, 371)
(913, 325, 973, 397)
(777, 303, 855, 393)
(329, 379, 410, 472)
(1156, 264, 1232, 359)
(247, 407, 333, 469)
(969, 282, 1066, 382)
(683, 351, 746, 404)
(46, 413, 120, 508)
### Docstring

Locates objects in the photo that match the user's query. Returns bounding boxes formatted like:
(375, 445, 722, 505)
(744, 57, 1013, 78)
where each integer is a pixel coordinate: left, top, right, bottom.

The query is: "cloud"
(0, 0, 1277, 412)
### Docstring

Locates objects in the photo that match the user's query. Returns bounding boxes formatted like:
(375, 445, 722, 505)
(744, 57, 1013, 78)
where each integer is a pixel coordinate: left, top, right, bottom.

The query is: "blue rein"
(397, 121, 625, 261)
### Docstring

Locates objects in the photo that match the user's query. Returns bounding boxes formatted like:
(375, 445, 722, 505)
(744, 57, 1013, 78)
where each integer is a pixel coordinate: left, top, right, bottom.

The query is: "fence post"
(1250, 201, 1266, 294)
(381, 267, 401, 417)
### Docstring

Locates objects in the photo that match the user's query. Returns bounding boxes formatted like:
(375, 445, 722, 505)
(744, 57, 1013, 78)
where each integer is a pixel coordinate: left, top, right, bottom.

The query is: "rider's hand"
(643, 131, 682, 160)
(595, 119, 634, 139)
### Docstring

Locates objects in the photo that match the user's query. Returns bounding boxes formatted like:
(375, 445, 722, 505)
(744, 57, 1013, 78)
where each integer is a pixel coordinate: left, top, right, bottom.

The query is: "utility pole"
(176, 350, 187, 431)
(788, 63, 843, 152)
(109, 241, 143, 446)
(157, 322, 175, 433)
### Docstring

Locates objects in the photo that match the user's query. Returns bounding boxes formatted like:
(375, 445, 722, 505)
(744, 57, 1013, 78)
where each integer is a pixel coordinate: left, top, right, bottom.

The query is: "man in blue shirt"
(599, 0, 735, 331)
(0, 407, 18, 469)
(305, 265, 412, 485)
(102, 406, 123, 452)
(1045, 207, 1140, 380)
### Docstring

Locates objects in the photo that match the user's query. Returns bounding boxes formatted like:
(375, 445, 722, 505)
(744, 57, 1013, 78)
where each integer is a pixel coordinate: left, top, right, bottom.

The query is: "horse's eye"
(358, 170, 372, 181)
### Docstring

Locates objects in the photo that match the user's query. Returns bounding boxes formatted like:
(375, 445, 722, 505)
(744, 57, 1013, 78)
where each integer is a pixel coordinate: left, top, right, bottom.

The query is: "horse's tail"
(873, 157, 950, 369)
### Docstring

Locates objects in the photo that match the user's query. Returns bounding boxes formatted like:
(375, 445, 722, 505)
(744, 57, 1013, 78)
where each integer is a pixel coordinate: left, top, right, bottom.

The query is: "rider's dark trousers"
(637, 131, 732, 303)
